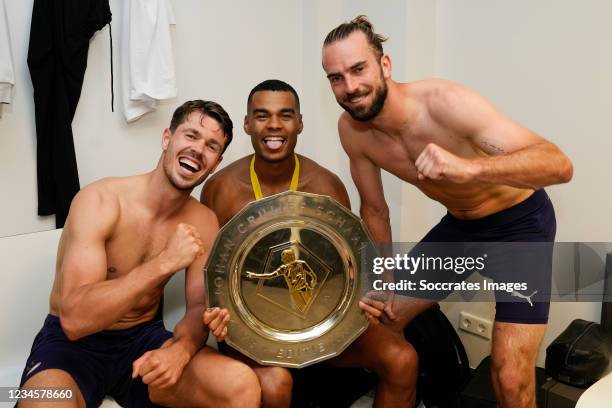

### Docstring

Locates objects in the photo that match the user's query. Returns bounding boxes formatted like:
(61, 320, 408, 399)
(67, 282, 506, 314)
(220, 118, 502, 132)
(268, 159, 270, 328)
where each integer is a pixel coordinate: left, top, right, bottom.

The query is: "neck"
(367, 80, 416, 137)
(253, 153, 296, 187)
(145, 165, 193, 218)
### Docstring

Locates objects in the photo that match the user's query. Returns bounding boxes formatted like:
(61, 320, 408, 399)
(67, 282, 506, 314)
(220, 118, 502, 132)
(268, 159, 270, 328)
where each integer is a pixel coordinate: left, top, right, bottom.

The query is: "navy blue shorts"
(416, 189, 556, 324)
(18, 315, 173, 408)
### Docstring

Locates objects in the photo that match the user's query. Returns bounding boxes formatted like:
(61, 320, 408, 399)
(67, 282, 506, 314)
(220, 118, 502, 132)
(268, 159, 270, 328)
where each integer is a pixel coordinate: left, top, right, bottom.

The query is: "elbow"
(59, 310, 85, 341)
(558, 157, 574, 184)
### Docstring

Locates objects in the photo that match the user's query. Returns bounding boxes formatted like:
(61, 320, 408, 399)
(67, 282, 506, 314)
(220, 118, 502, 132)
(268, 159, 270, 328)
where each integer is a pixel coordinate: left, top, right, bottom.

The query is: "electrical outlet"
(459, 311, 493, 340)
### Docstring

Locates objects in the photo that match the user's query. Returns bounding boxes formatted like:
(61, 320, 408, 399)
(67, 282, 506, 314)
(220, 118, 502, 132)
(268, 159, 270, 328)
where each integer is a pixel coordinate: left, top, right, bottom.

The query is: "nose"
(344, 75, 359, 94)
(195, 138, 206, 151)
(267, 115, 282, 130)
(189, 139, 206, 156)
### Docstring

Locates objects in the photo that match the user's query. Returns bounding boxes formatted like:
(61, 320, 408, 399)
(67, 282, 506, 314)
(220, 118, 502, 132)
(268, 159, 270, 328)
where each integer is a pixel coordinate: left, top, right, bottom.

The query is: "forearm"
(60, 255, 174, 339)
(473, 142, 573, 189)
(362, 209, 397, 283)
(169, 305, 208, 358)
(361, 209, 392, 244)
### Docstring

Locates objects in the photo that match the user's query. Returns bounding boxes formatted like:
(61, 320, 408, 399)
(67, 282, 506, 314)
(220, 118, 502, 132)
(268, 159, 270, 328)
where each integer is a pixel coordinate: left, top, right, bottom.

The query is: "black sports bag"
(545, 319, 612, 387)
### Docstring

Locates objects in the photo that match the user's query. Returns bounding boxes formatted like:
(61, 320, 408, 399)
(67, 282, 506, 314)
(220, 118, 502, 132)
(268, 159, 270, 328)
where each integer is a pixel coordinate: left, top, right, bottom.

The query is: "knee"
(149, 385, 173, 407)
(491, 362, 531, 404)
(220, 362, 262, 408)
(150, 360, 262, 408)
(376, 340, 419, 386)
(20, 369, 86, 408)
(259, 367, 293, 408)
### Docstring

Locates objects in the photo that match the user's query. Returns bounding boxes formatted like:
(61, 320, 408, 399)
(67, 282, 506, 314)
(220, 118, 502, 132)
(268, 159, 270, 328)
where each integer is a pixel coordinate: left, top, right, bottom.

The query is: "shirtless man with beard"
(322, 16, 573, 408)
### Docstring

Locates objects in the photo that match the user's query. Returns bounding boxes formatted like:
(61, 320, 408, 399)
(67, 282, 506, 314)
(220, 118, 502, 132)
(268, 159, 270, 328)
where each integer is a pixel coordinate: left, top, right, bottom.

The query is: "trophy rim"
(204, 191, 372, 368)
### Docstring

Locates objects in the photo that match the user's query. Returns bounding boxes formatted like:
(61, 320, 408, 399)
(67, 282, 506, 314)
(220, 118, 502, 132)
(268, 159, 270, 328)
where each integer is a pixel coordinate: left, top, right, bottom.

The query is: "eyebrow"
(326, 60, 367, 79)
(252, 108, 296, 114)
(183, 127, 202, 136)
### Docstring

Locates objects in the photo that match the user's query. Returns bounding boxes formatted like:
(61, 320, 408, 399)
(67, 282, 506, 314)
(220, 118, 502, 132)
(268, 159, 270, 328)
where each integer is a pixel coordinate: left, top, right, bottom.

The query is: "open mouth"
(345, 91, 369, 105)
(263, 137, 286, 150)
(178, 157, 202, 173)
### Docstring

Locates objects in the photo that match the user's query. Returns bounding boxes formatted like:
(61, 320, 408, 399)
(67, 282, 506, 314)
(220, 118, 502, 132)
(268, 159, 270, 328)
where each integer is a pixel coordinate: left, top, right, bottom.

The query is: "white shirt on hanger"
(0, 0, 15, 105)
(122, 0, 177, 122)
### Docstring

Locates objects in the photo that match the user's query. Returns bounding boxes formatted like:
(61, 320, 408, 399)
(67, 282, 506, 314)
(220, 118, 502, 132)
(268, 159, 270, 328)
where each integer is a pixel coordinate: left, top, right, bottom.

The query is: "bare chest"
(105, 221, 173, 278)
(366, 124, 476, 184)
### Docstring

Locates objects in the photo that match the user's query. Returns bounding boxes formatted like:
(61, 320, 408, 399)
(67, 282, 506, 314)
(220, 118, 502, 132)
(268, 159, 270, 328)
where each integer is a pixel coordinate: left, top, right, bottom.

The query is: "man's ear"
(298, 114, 304, 134)
(381, 54, 392, 80)
(243, 115, 250, 135)
(162, 128, 171, 150)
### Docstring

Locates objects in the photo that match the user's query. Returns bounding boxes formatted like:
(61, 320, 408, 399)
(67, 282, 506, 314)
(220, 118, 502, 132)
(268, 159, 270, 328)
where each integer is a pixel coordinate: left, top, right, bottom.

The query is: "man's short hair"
(323, 15, 387, 60)
(247, 79, 300, 112)
(170, 100, 234, 154)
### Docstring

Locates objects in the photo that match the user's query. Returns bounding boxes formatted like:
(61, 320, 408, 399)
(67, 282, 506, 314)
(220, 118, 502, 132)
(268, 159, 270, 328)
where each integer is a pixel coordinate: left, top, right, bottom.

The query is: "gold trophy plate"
(204, 191, 374, 368)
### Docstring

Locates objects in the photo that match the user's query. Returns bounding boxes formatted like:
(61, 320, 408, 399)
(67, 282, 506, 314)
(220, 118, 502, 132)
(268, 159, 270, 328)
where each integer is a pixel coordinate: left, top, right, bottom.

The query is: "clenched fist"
(162, 223, 204, 271)
(415, 143, 478, 183)
(132, 342, 190, 389)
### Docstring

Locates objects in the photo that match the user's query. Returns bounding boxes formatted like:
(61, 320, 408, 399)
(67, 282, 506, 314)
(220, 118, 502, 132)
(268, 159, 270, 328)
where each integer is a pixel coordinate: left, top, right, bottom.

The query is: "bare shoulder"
(201, 155, 251, 203)
(412, 78, 498, 133)
(338, 111, 372, 136)
(302, 157, 345, 187)
(412, 77, 467, 96)
(298, 155, 350, 208)
(207, 156, 251, 184)
(183, 197, 220, 236)
(73, 178, 126, 213)
(337, 112, 372, 156)
(64, 177, 125, 236)
(414, 78, 491, 112)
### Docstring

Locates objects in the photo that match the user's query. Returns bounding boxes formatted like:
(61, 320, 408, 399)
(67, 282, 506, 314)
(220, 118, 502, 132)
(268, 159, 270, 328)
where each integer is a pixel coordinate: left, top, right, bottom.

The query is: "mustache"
(181, 150, 203, 162)
(342, 89, 369, 103)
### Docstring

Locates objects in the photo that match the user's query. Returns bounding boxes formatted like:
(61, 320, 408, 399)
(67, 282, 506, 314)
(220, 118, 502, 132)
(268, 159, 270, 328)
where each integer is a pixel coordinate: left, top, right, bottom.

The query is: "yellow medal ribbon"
(250, 154, 300, 200)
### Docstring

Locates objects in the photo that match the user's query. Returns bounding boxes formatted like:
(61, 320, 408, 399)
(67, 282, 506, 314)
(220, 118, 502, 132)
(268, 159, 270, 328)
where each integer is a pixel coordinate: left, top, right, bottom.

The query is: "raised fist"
(415, 143, 477, 184)
(162, 223, 204, 271)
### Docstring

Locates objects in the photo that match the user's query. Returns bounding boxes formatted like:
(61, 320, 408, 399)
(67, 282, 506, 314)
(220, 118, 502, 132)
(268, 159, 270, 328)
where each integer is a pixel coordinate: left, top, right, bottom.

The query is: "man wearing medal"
(201, 79, 417, 407)
(202, 80, 350, 225)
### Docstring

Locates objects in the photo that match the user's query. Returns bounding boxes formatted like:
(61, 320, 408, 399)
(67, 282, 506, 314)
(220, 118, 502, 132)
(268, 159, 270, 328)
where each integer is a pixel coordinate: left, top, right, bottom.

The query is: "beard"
(339, 80, 388, 122)
(167, 174, 202, 191)
(162, 153, 208, 191)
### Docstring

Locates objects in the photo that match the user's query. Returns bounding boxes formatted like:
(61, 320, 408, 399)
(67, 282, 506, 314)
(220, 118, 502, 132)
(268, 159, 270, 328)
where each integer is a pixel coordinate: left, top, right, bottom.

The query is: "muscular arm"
(430, 81, 573, 189)
(339, 117, 391, 243)
(59, 188, 180, 340)
(168, 210, 219, 359)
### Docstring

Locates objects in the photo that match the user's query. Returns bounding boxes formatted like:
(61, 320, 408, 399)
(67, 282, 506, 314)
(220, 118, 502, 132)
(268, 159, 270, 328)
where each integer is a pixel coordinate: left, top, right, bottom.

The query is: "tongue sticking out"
(266, 140, 283, 150)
